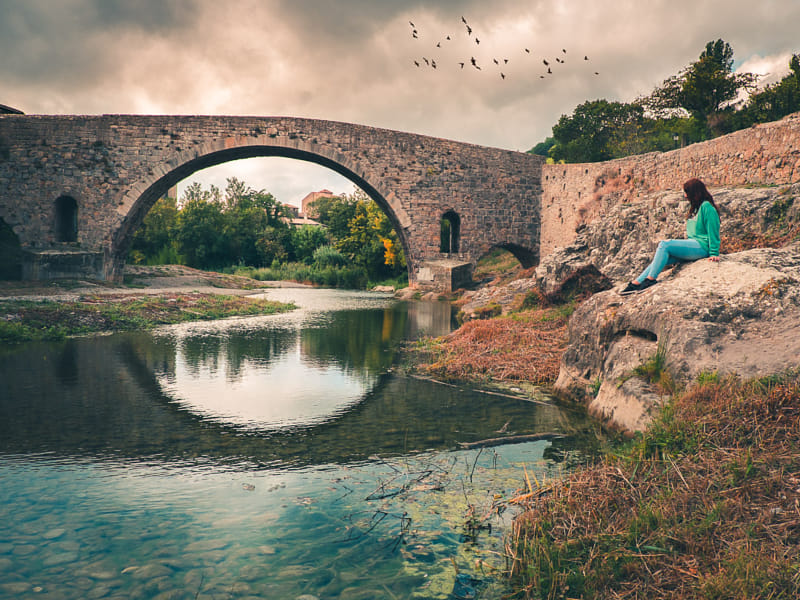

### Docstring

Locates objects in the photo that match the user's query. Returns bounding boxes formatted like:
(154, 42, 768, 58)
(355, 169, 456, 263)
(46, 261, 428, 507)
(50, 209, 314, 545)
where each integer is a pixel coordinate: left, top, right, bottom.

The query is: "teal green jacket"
(686, 201, 720, 256)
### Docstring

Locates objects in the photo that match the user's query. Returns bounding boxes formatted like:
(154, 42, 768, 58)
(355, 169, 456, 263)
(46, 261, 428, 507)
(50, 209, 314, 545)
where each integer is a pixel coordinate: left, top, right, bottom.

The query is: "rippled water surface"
(0, 289, 601, 599)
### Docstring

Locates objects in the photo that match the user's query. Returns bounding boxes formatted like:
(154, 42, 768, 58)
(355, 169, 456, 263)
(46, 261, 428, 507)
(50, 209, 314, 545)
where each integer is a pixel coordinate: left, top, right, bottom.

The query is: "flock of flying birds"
(409, 16, 599, 80)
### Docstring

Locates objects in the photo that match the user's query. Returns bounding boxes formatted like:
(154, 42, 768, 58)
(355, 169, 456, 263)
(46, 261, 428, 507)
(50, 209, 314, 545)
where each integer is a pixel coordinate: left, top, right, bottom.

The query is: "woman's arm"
(701, 202, 721, 260)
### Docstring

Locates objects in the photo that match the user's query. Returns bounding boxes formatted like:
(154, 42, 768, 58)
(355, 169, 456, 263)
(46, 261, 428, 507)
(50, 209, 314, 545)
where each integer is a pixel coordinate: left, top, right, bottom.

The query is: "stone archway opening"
(473, 245, 533, 286)
(55, 195, 78, 242)
(439, 210, 460, 255)
(118, 153, 412, 287)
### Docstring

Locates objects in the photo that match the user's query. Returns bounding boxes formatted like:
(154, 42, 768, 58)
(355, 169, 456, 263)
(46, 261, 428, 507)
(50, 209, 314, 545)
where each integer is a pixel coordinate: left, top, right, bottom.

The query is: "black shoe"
(639, 278, 658, 290)
(619, 281, 642, 295)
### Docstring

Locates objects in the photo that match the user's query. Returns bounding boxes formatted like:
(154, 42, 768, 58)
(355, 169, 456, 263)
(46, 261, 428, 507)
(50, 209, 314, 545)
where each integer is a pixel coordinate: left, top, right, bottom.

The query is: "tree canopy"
(129, 178, 406, 287)
(531, 40, 796, 163)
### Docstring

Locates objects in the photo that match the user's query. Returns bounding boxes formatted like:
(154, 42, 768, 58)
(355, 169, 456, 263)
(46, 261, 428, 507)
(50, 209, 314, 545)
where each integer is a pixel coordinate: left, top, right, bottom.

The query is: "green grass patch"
(0, 294, 295, 344)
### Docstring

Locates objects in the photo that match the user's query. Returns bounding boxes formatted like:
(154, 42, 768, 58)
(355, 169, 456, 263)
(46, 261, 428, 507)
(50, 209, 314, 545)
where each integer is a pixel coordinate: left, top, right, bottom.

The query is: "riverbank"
(408, 290, 800, 598)
(409, 302, 573, 387)
(510, 370, 800, 599)
(0, 265, 297, 343)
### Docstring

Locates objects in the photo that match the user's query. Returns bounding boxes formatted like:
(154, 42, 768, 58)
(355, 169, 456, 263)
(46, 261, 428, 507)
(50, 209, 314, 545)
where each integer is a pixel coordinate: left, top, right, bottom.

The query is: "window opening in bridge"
(439, 210, 460, 254)
(55, 196, 78, 242)
(0, 218, 22, 280)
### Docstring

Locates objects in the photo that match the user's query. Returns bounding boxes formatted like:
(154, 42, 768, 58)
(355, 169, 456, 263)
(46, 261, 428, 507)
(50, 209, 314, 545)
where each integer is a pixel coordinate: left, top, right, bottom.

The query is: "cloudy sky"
(2, 0, 798, 207)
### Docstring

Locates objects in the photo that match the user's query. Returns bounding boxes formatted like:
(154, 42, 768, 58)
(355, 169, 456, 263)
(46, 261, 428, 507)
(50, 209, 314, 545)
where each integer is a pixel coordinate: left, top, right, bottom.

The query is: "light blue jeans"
(635, 239, 708, 282)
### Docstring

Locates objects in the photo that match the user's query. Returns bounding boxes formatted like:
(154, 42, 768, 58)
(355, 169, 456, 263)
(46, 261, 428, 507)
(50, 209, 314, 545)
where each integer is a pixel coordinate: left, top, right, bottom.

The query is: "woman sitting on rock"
(620, 177, 720, 295)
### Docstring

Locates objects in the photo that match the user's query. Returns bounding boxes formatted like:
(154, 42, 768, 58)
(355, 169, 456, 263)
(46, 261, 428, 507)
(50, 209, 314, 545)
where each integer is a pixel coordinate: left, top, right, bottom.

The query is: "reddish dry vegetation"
(509, 374, 800, 599)
(414, 307, 569, 384)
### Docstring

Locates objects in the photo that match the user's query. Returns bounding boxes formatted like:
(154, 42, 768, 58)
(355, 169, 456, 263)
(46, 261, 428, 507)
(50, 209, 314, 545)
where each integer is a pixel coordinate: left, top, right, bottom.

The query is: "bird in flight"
(543, 59, 549, 66)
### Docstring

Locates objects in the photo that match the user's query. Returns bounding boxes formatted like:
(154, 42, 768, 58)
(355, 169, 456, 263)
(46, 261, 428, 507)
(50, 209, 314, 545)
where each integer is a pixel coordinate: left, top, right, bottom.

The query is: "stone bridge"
(0, 114, 545, 290)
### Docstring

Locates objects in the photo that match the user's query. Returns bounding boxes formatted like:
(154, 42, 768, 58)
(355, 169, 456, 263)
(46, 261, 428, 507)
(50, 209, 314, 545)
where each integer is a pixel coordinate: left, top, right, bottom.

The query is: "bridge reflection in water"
(0, 295, 595, 470)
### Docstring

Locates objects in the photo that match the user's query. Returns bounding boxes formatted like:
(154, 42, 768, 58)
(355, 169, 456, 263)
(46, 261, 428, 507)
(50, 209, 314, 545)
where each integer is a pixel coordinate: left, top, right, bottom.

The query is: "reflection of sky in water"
(159, 334, 373, 431)
(152, 288, 454, 431)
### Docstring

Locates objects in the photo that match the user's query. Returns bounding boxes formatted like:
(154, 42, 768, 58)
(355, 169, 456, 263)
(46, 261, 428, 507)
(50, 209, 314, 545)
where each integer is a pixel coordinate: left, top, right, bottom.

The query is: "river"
(0, 288, 601, 599)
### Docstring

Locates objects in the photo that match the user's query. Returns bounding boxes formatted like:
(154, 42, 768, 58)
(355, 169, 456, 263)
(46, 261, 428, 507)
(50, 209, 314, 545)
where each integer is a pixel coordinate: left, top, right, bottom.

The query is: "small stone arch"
(496, 242, 536, 268)
(55, 195, 78, 242)
(439, 210, 460, 254)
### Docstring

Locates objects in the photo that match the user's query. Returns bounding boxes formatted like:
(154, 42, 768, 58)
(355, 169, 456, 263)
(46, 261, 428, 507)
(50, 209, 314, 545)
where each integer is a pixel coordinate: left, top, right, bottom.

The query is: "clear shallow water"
(0, 289, 601, 599)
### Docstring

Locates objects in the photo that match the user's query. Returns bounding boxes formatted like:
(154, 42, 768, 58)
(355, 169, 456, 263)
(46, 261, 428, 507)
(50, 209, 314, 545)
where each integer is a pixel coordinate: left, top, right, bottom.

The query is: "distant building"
(281, 199, 323, 228)
(300, 189, 337, 219)
(285, 215, 324, 227)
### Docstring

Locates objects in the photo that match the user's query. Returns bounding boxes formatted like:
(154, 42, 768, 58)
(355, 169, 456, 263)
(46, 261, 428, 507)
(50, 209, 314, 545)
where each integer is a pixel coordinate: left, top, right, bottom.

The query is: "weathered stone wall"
(540, 112, 800, 256)
(0, 115, 543, 283)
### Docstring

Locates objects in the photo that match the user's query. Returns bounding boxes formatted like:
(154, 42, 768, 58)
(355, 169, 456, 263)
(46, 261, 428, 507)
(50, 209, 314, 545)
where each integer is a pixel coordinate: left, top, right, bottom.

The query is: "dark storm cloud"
(2, 0, 799, 149)
(0, 0, 198, 88)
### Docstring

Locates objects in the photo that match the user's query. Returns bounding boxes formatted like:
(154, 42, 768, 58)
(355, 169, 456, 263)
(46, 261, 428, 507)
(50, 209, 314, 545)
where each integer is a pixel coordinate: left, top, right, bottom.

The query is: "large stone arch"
(111, 141, 415, 281)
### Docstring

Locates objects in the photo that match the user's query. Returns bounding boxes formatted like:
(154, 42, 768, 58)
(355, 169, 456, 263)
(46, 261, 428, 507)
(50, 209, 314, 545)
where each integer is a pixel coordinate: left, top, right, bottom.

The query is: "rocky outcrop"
(554, 243, 800, 434)
(535, 183, 800, 294)
(536, 183, 800, 434)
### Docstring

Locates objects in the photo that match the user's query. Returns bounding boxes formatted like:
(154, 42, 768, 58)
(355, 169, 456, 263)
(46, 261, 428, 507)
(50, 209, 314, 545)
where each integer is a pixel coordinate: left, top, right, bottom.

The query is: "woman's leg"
(635, 239, 708, 282)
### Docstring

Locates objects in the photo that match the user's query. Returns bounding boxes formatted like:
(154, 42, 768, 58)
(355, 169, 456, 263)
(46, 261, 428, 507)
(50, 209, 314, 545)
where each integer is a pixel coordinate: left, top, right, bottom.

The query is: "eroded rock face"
(535, 184, 800, 294)
(554, 244, 800, 434)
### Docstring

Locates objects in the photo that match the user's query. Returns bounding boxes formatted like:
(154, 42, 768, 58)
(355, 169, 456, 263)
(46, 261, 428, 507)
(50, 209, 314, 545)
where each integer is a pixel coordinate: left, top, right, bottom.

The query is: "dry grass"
(508, 373, 800, 599)
(412, 306, 570, 384)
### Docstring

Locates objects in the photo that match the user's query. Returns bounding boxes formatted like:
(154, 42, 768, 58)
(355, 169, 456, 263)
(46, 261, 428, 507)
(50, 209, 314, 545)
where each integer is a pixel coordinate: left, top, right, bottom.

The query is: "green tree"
(645, 39, 756, 125)
(129, 195, 181, 264)
(528, 136, 555, 157)
(730, 53, 800, 129)
(291, 225, 330, 264)
(175, 194, 228, 269)
(218, 177, 291, 266)
(550, 99, 644, 163)
(308, 194, 359, 241)
(311, 189, 406, 281)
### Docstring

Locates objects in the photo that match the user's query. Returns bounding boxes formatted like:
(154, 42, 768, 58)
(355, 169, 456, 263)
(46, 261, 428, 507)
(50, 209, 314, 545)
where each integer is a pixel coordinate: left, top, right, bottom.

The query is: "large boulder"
(554, 243, 800, 434)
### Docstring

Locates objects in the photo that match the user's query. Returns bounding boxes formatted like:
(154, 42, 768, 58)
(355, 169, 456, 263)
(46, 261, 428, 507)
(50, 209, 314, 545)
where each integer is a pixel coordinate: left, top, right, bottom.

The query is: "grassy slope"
(509, 372, 800, 599)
